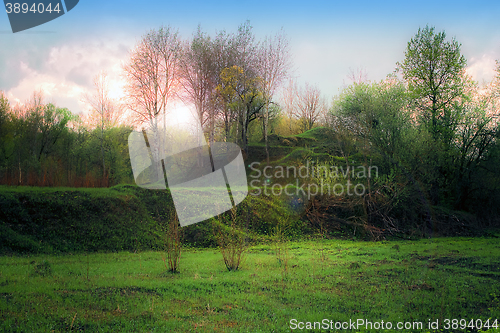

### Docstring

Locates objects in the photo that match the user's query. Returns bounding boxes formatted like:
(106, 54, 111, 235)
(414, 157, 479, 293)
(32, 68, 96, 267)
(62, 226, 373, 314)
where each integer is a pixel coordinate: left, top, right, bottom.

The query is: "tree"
(34, 104, 72, 162)
(216, 64, 238, 141)
(82, 71, 122, 183)
(258, 29, 292, 162)
(295, 83, 325, 132)
(180, 21, 291, 149)
(180, 25, 243, 144)
(83, 72, 122, 130)
(179, 27, 215, 141)
(218, 65, 264, 152)
(229, 21, 262, 151)
(399, 25, 467, 205)
(211, 22, 261, 145)
(281, 79, 299, 135)
(209, 28, 242, 144)
(8, 92, 73, 185)
(124, 25, 181, 183)
(0, 92, 13, 175)
(399, 25, 467, 142)
(332, 77, 415, 174)
(0, 92, 9, 131)
(124, 26, 181, 127)
(346, 67, 368, 85)
(450, 74, 498, 210)
(491, 60, 500, 128)
(0, 92, 10, 143)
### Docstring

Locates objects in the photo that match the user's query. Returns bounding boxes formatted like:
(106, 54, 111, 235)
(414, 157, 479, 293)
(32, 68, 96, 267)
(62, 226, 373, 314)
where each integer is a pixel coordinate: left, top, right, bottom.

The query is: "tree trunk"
(264, 104, 270, 163)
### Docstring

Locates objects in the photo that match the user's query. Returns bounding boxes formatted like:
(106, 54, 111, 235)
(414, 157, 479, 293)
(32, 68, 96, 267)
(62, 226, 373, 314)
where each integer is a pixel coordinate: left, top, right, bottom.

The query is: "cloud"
(0, 34, 61, 90)
(3, 36, 134, 114)
(466, 53, 498, 85)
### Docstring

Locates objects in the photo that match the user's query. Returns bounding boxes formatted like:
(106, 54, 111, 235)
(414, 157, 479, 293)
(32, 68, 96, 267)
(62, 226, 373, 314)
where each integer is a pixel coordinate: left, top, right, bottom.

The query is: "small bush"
(272, 217, 290, 277)
(163, 212, 182, 273)
(213, 207, 246, 271)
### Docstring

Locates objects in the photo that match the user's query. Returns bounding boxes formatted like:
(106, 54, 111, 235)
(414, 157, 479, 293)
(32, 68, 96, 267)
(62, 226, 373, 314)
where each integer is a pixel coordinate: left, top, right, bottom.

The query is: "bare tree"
(179, 27, 215, 141)
(229, 21, 261, 151)
(83, 72, 122, 129)
(295, 83, 325, 132)
(124, 26, 181, 183)
(82, 71, 122, 182)
(191, 21, 262, 150)
(180, 27, 240, 144)
(489, 60, 500, 128)
(213, 22, 260, 145)
(346, 67, 368, 85)
(124, 26, 181, 128)
(258, 29, 292, 162)
(10, 90, 44, 120)
(281, 78, 299, 134)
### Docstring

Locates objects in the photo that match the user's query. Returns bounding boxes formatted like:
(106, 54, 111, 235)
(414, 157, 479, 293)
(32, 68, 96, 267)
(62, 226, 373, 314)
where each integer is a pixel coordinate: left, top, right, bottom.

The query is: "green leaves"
(333, 78, 412, 165)
(399, 25, 467, 135)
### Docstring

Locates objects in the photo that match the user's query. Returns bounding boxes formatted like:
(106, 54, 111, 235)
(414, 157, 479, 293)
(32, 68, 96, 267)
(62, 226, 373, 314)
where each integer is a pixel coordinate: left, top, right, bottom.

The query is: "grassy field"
(1, 236, 500, 332)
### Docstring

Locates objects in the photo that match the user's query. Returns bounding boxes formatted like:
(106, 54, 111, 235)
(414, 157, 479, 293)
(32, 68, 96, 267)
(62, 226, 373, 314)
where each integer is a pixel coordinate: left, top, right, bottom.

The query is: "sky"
(1, 0, 500, 115)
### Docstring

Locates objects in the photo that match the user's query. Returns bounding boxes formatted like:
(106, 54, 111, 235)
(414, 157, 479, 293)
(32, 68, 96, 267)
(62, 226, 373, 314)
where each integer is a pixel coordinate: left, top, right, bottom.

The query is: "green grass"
(0, 184, 135, 197)
(247, 127, 339, 163)
(1, 236, 499, 332)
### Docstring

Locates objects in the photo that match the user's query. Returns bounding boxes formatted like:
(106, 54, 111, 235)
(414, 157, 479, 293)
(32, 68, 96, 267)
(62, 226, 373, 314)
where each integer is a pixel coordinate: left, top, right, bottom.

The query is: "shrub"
(213, 207, 246, 271)
(163, 212, 182, 273)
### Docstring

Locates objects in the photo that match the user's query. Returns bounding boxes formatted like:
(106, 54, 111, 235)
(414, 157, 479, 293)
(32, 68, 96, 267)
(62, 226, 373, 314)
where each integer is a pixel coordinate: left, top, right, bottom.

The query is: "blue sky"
(1, 0, 499, 114)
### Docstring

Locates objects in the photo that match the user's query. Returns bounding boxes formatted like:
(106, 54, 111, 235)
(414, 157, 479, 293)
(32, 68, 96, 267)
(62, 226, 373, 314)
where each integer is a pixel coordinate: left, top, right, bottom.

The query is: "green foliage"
(0, 93, 134, 187)
(396, 26, 498, 209)
(399, 25, 467, 137)
(0, 223, 50, 253)
(332, 77, 414, 168)
(0, 93, 10, 156)
(321, 26, 500, 232)
(1, 24, 500, 249)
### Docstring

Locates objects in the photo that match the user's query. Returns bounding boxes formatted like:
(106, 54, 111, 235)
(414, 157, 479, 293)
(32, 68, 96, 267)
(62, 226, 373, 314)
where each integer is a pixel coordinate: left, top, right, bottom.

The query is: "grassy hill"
(0, 184, 301, 255)
(0, 185, 172, 254)
(1, 127, 497, 255)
